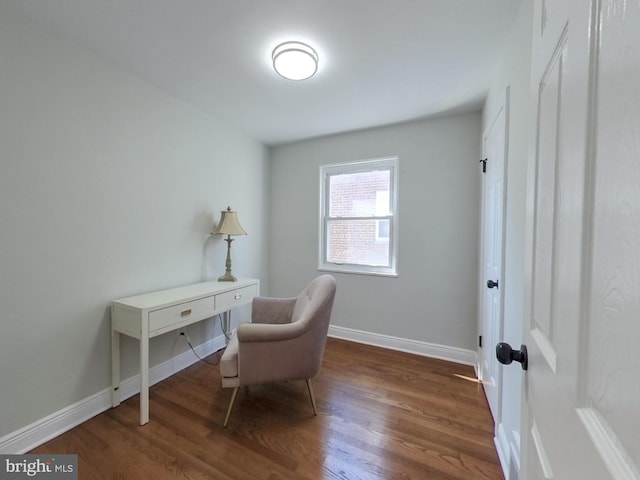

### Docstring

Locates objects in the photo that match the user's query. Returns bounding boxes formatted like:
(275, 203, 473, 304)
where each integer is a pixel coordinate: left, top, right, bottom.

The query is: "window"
(319, 157, 398, 276)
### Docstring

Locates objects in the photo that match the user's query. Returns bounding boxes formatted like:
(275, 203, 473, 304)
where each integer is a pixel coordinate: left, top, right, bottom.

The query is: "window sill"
(317, 265, 398, 278)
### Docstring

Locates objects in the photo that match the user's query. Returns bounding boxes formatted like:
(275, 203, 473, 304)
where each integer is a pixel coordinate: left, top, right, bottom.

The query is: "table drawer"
(149, 295, 215, 334)
(215, 284, 257, 311)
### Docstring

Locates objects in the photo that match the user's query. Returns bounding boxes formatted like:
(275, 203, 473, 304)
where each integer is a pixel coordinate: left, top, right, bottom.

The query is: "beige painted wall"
(269, 113, 481, 351)
(0, 8, 269, 439)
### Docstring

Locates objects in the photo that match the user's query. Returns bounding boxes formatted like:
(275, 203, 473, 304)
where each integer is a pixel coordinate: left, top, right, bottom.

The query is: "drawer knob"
(180, 309, 192, 317)
(234, 294, 242, 300)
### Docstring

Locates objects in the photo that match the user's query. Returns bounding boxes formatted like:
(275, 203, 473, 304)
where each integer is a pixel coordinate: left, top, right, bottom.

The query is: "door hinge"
(478, 335, 483, 348)
(479, 158, 487, 173)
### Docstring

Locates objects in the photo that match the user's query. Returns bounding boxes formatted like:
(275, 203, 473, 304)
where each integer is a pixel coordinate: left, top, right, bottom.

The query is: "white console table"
(111, 278, 259, 425)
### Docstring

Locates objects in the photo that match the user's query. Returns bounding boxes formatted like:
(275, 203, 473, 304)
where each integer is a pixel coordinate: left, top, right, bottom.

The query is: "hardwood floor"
(31, 338, 504, 479)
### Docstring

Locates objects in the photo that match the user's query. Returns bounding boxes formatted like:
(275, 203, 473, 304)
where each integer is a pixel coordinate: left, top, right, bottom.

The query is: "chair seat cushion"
(220, 334, 239, 379)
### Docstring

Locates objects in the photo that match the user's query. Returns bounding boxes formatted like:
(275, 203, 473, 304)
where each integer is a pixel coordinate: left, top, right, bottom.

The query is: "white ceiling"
(2, 0, 522, 146)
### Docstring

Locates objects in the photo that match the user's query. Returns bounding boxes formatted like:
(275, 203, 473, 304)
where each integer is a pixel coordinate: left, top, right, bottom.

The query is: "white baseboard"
(495, 423, 521, 480)
(0, 335, 226, 454)
(495, 423, 511, 480)
(328, 325, 477, 366)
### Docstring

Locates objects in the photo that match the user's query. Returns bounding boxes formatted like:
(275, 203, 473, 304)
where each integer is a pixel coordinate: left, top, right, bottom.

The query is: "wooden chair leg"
(223, 387, 239, 428)
(306, 378, 318, 416)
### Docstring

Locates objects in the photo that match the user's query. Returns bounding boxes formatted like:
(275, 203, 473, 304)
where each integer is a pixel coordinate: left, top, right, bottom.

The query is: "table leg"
(111, 328, 121, 407)
(224, 310, 231, 344)
(139, 334, 149, 425)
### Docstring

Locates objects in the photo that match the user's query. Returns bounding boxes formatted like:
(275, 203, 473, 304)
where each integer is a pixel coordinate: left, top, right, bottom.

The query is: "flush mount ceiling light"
(272, 41, 319, 80)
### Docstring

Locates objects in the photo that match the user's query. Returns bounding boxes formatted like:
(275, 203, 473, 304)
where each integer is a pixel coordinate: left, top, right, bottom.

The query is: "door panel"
(580, 0, 640, 474)
(480, 97, 507, 423)
(530, 29, 566, 371)
(522, 0, 640, 478)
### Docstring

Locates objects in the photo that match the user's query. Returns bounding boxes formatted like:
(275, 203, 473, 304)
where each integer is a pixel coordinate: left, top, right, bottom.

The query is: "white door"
(518, 0, 640, 478)
(479, 92, 508, 424)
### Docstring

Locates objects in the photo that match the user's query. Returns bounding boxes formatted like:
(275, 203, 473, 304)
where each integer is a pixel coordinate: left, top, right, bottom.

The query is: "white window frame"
(318, 156, 399, 277)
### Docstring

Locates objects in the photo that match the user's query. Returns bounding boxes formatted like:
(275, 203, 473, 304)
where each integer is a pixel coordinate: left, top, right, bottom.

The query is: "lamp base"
(218, 235, 238, 281)
(218, 271, 238, 282)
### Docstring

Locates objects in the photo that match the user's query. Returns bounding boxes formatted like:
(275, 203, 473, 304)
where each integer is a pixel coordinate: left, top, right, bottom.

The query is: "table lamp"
(212, 206, 246, 282)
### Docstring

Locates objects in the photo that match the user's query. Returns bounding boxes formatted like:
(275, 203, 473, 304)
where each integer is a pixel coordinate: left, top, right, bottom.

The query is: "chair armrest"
(235, 320, 319, 385)
(237, 320, 305, 343)
(251, 296, 296, 324)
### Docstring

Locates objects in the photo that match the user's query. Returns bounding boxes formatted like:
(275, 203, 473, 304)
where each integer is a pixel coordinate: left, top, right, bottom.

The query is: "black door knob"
(487, 279, 499, 289)
(496, 343, 528, 370)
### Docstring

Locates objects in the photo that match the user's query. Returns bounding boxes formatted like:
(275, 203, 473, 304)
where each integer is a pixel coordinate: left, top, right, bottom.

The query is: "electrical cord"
(180, 313, 231, 365)
(180, 331, 225, 366)
(219, 311, 232, 340)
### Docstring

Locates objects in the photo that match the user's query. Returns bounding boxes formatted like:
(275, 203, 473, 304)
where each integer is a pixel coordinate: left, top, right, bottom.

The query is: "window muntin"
(319, 157, 398, 276)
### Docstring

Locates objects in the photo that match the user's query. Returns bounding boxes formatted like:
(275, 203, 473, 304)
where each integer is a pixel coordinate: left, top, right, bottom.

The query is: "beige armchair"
(219, 274, 337, 427)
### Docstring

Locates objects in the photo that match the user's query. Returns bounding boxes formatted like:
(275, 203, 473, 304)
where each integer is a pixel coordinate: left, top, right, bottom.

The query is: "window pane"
(329, 169, 390, 217)
(320, 157, 398, 277)
(326, 219, 390, 267)
(376, 219, 390, 240)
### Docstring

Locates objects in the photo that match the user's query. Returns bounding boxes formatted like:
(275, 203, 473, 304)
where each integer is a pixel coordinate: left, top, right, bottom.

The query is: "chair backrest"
(292, 274, 336, 322)
(291, 274, 337, 375)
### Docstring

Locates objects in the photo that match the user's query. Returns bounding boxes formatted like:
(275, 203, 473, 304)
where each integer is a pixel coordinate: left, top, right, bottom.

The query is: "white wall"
(269, 113, 481, 353)
(0, 8, 269, 441)
(482, 2, 533, 479)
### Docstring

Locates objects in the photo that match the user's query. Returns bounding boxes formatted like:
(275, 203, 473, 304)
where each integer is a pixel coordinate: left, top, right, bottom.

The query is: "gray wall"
(0, 9, 269, 438)
(482, 2, 533, 477)
(269, 113, 481, 350)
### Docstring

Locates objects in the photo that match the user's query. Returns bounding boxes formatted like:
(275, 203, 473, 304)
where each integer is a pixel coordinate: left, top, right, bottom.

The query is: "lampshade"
(212, 207, 246, 236)
(272, 41, 318, 80)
